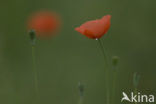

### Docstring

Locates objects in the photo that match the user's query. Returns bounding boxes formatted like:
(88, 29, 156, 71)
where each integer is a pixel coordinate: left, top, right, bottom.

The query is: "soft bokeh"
(0, 0, 155, 104)
(28, 11, 60, 37)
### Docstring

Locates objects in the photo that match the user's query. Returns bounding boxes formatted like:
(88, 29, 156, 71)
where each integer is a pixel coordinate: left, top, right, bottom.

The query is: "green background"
(0, 0, 155, 104)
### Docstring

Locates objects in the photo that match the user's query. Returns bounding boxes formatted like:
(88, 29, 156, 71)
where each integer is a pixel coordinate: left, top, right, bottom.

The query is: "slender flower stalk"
(97, 38, 110, 104)
(32, 45, 39, 95)
(29, 30, 39, 100)
(112, 71, 117, 104)
(111, 56, 119, 104)
(134, 88, 137, 104)
(78, 82, 84, 104)
(133, 72, 140, 104)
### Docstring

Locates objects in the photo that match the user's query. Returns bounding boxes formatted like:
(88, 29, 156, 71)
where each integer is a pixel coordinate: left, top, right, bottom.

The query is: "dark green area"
(0, 0, 155, 104)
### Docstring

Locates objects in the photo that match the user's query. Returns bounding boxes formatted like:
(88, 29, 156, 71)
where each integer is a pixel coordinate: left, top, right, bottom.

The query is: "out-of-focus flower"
(75, 15, 111, 39)
(27, 11, 60, 37)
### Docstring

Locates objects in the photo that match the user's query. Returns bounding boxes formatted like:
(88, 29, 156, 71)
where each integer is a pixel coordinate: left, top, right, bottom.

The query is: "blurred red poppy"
(27, 11, 60, 37)
(75, 15, 111, 39)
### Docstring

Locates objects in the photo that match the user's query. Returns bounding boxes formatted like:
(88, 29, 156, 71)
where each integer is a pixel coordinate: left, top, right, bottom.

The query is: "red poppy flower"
(75, 15, 111, 39)
(27, 11, 60, 37)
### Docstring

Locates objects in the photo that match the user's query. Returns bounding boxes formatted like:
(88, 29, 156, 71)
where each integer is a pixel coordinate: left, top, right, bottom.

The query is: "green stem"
(134, 88, 137, 104)
(112, 70, 117, 104)
(32, 46, 39, 97)
(97, 39, 110, 104)
(78, 97, 83, 104)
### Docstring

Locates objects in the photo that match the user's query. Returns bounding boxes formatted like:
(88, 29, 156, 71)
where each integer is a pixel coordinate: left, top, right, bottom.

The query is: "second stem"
(32, 46, 39, 96)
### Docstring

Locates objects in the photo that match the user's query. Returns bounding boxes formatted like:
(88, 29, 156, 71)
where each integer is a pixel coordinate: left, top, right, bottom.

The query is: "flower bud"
(78, 82, 84, 97)
(29, 29, 36, 45)
(112, 56, 119, 70)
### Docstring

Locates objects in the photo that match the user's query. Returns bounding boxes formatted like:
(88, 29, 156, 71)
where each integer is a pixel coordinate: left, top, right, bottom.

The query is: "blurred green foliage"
(0, 0, 155, 104)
